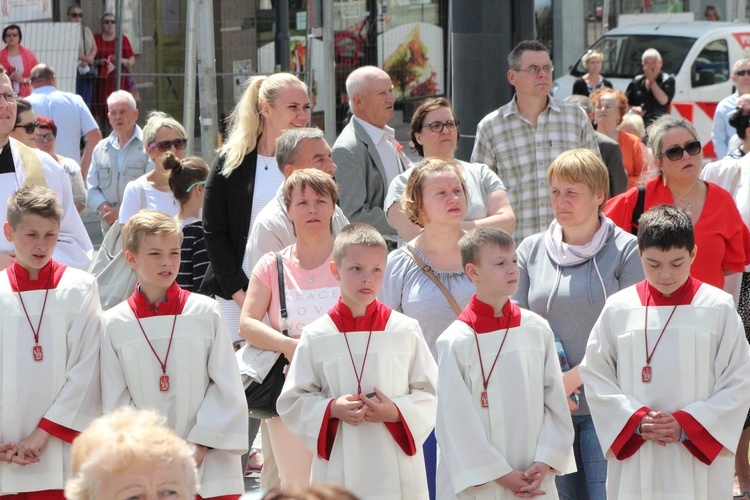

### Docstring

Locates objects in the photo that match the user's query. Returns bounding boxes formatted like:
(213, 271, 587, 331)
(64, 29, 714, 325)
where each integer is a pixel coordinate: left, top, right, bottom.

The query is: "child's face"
(330, 245, 387, 313)
(639, 245, 696, 296)
(3, 215, 59, 276)
(466, 244, 519, 298)
(125, 233, 181, 293)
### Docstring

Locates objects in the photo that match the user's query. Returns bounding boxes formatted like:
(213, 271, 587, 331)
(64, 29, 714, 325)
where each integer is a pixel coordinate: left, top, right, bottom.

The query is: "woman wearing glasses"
(94, 12, 135, 123)
(68, 4, 97, 108)
(0, 24, 37, 98)
(35, 116, 87, 213)
(386, 97, 515, 241)
(118, 111, 186, 224)
(605, 115, 750, 289)
(10, 97, 37, 147)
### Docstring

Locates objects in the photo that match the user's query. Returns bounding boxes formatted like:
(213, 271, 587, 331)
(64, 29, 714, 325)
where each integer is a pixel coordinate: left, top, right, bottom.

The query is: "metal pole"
(275, 0, 290, 71)
(323, 0, 335, 145)
(115, 0, 123, 90)
(183, 0, 198, 156)
(196, 0, 219, 161)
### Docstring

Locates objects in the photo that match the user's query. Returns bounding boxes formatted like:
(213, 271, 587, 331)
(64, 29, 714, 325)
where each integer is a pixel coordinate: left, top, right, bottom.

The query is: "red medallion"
(32, 345, 43, 362)
(480, 391, 489, 408)
(160, 375, 170, 392)
(642, 365, 652, 383)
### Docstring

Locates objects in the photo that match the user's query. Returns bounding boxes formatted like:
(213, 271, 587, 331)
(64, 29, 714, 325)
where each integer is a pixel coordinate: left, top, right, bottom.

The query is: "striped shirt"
(177, 219, 209, 294)
(471, 96, 600, 241)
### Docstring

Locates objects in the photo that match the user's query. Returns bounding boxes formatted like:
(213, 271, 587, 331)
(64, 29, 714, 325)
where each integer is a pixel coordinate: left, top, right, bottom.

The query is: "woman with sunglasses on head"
(386, 97, 515, 242)
(118, 111, 186, 224)
(0, 24, 37, 98)
(35, 115, 86, 213)
(605, 115, 750, 289)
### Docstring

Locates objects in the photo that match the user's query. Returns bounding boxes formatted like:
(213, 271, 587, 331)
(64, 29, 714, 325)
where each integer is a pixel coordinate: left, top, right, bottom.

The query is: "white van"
(552, 21, 750, 158)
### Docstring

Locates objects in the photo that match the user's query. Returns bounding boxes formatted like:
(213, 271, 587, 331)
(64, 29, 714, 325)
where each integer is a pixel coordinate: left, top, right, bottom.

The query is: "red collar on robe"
(457, 295, 522, 334)
(328, 298, 392, 332)
(127, 282, 190, 317)
(8, 260, 65, 292)
(635, 277, 701, 306)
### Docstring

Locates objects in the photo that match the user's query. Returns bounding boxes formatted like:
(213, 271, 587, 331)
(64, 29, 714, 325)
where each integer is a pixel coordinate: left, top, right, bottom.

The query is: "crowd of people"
(3, 25, 750, 500)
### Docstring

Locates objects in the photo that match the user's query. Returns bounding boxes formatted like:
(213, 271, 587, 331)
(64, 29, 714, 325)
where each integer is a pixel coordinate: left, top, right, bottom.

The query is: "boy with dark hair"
(0, 185, 102, 497)
(436, 227, 575, 499)
(580, 204, 750, 498)
(277, 222, 437, 498)
(101, 209, 247, 499)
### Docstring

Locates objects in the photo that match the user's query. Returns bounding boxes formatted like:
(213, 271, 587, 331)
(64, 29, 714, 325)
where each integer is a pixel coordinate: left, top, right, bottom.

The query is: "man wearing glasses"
(86, 90, 152, 235)
(0, 67, 93, 271)
(712, 58, 750, 159)
(471, 40, 600, 241)
(332, 65, 411, 247)
(626, 48, 676, 128)
(27, 64, 101, 180)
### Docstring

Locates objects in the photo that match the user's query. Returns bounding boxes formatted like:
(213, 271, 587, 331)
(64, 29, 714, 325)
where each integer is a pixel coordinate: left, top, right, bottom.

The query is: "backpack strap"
(631, 185, 646, 236)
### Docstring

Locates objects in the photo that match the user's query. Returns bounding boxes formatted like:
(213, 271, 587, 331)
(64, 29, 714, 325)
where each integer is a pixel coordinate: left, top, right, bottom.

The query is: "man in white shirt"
(712, 58, 750, 159)
(332, 66, 409, 243)
(27, 64, 101, 179)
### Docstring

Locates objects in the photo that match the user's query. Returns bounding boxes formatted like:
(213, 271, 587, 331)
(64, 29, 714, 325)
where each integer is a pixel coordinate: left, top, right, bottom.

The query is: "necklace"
(471, 307, 513, 408)
(9, 266, 52, 362)
(342, 328, 374, 395)
(641, 284, 687, 383)
(133, 311, 178, 392)
(671, 181, 700, 214)
(259, 154, 274, 171)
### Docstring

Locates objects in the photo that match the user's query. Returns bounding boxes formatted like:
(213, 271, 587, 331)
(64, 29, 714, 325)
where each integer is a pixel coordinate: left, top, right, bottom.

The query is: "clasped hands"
(497, 462, 550, 498)
(1, 428, 50, 466)
(639, 410, 683, 446)
(331, 388, 399, 426)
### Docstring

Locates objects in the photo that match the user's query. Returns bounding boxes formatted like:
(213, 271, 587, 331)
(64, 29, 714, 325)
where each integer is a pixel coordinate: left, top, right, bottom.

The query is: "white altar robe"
(277, 311, 437, 499)
(0, 267, 102, 494)
(435, 309, 576, 500)
(101, 293, 248, 497)
(580, 283, 750, 500)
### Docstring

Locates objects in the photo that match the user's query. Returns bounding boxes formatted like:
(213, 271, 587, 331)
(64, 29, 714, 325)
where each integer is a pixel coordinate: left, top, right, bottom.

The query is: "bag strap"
(401, 246, 462, 316)
(630, 184, 646, 236)
(17, 140, 45, 188)
(276, 252, 290, 337)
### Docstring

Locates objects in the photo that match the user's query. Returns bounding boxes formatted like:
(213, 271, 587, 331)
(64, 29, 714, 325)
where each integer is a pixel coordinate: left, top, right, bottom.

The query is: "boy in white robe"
(435, 228, 576, 500)
(277, 223, 437, 499)
(580, 205, 750, 499)
(0, 185, 102, 497)
(101, 210, 247, 499)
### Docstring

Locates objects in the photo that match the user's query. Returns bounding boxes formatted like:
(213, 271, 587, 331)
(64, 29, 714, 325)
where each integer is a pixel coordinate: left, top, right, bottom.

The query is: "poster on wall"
(379, 22, 443, 100)
(104, 0, 142, 54)
(0, 0, 52, 22)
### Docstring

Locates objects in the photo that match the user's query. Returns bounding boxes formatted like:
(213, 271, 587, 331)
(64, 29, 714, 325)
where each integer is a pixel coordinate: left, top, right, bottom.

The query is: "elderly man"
(26, 63, 101, 179)
(471, 40, 600, 241)
(626, 48, 676, 127)
(712, 58, 750, 159)
(86, 90, 152, 235)
(332, 65, 409, 243)
(245, 127, 348, 272)
(0, 67, 92, 270)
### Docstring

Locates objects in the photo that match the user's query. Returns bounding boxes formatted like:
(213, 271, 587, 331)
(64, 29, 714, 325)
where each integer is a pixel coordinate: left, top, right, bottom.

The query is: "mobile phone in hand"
(364, 391, 376, 398)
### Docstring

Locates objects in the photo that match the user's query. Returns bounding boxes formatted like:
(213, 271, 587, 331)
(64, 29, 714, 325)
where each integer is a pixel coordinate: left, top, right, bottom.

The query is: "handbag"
(244, 252, 290, 419)
(88, 185, 145, 310)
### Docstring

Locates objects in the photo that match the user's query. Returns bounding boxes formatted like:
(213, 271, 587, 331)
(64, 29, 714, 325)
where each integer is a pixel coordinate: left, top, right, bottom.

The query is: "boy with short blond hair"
(580, 205, 750, 499)
(435, 227, 575, 499)
(101, 209, 248, 499)
(0, 185, 102, 497)
(277, 222, 437, 498)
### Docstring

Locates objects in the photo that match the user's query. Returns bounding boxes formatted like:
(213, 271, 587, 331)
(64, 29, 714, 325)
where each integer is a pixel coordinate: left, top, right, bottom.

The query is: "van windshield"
(572, 34, 696, 78)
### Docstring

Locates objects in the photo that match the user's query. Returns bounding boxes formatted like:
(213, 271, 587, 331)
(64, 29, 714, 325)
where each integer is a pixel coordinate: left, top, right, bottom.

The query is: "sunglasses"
(102, 20, 116, 25)
(14, 121, 38, 133)
(736, 70, 750, 77)
(149, 138, 188, 152)
(186, 180, 207, 193)
(70, 12, 83, 18)
(662, 140, 702, 161)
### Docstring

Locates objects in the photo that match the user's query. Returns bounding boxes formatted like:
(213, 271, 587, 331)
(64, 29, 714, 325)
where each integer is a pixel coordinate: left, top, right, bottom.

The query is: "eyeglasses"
(0, 91, 17, 104)
(35, 133, 55, 142)
(149, 138, 188, 152)
(186, 180, 207, 193)
(14, 121, 37, 133)
(102, 20, 116, 25)
(5, 33, 19, 38)
(515, 65, 555, 75)
(736, 70, 750, 77)
(70, 12, 83, 18)
(662, 140, 702, 161)
(423, 119, 459, 133)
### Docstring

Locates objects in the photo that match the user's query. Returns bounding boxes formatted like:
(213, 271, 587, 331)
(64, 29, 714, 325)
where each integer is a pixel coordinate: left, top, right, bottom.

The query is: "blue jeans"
(556, 414, 607, 500)
(424, 430, 436, 499)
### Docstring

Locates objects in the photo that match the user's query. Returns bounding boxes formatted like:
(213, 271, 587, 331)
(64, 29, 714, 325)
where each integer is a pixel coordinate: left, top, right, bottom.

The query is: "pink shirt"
(253, 245, 340, 338)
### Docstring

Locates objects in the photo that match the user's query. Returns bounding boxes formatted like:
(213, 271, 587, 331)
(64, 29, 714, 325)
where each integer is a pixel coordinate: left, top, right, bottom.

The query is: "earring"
(662, 172, 667, 186)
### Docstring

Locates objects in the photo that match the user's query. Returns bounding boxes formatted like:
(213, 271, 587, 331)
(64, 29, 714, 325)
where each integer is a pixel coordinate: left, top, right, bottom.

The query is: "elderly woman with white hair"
(117, 110, 188, 224)
(65, 407, 198, 499)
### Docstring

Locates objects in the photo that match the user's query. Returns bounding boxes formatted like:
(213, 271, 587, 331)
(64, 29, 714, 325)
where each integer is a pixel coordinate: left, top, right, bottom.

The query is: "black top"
(626, 73, 676, 127)
(572, 77, 613, 96)
(0, 141, 14, 174)
(177, 220, 209, 294)
(200, 147, 258, 299)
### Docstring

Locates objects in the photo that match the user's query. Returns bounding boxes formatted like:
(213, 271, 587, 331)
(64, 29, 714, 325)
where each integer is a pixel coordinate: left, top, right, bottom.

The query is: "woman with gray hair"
(117, 110, 187, 224)
(605, 114, 750, 289)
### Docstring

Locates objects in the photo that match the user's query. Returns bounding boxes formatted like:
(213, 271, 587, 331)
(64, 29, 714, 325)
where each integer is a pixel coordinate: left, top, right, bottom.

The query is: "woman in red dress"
(93, 12, 135, 124)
